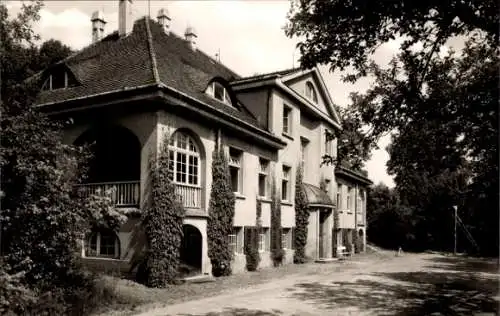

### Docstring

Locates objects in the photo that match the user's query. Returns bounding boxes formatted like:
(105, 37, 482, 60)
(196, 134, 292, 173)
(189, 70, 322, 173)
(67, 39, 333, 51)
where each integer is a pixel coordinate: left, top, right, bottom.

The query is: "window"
(282, 228, 292, 249)
(336, 184, 342, 208)
(168, 131, 200, 186)
(229, 147, 243, 193)
(305, 81, 318, 103)
(258, 158, 269, 197)
(41, 68, 76, 91)
(84, 230, 120, 259)
(258, 228, 269, 252)
(282, 165, 291, 201)
(347, 187, 352, 210)
(325, 132, 333, 156)
(228, 227, 243, 254)
(259, 232, 266, 252)
(324, 179, 331, 193)
(300, 138, 309, 170)
(283, 105, 292, 134)
(206, 81, 232, 106)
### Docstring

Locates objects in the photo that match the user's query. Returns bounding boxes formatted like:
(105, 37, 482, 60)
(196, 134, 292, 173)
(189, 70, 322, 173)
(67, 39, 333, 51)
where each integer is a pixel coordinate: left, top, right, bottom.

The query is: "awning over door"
(302, 183, 335, 208)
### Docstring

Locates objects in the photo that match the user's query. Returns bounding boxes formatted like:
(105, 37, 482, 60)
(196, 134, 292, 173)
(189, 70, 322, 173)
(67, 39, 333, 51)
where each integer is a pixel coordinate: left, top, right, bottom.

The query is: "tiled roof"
(230, 68, 302, 85)
(302, 183, 335, 207)
(35, 17, 262, 127)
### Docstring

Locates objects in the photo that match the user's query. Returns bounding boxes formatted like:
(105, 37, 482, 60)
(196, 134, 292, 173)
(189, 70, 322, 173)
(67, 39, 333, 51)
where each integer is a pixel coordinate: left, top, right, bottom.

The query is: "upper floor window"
(258, 158, 269, 197)
(300, 137, 309, 170)
(305, 81, 318, 103)
(229, 147, 243, 193)
(283, 105, 292, 135)
(336, 184, 342, 208)
(282, 165, 291, 201)
(206, 81, 232, 106)
(347, 187, 352, 210)
(325, 131, 333, 156)
(168, 131, 200, 186)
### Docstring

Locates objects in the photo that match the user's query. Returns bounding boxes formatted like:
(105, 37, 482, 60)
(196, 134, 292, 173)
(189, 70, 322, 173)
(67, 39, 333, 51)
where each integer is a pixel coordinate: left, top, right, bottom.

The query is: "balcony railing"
(77, 181, 140, 207)
(175, 184, 202, 209)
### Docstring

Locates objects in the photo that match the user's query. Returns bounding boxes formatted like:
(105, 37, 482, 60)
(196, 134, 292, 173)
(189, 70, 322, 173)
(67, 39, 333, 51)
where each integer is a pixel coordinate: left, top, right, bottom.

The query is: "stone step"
(315, 258, 340, 263)
(181, 273, 215, 284)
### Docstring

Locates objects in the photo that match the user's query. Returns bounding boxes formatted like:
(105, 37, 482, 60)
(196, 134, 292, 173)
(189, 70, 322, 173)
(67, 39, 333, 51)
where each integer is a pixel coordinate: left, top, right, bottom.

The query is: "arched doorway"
(74, 125, 140, 183)
(180, 224, 202, 274)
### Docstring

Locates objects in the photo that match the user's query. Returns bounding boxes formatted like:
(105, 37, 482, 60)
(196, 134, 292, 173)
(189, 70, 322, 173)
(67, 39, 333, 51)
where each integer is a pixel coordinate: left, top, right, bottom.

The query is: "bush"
(141, 136, 185, 287)
(207, 145, 235, 277)
(244, 227, 261, 271)
(270, 178, 284, 266)
(294, 166, 309, 263)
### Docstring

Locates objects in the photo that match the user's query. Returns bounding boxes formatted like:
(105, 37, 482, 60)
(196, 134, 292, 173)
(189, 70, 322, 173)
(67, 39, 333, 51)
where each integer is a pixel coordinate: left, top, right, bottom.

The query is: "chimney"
(184, 26, 197, 51)
(118, 0, 133, 37)
(157, 8, 171, 34)
(91, 11, 106, 43)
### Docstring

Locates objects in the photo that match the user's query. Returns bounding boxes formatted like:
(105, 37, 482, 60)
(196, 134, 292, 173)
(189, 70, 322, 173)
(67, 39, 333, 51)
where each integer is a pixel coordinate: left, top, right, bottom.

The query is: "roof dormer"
(205, 79, 233, 107)
(40, 65, 78, 91)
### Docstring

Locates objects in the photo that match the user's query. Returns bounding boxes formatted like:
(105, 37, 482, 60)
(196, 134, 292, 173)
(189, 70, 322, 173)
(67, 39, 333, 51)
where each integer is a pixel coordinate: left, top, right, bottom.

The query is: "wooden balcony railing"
(77, 181, 140, 207)
(175, 184, 202, 209)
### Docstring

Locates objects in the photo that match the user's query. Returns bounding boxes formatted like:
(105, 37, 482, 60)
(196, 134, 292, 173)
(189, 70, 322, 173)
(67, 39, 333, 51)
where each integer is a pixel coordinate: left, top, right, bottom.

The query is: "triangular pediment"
(280, 68, 341, 125)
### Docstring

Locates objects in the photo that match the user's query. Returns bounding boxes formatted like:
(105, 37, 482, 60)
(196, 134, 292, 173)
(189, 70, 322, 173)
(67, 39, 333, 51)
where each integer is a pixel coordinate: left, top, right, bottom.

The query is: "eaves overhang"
(35, 83, 286, 151)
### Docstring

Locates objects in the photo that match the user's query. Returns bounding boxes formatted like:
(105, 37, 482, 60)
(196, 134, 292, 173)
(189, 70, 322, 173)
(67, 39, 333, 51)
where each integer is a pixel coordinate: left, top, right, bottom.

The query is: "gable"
(280, 69, 340, 126)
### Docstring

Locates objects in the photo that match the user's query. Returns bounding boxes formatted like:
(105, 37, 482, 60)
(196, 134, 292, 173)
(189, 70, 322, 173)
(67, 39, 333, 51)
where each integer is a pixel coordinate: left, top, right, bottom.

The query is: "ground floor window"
(282, 228, 292, 249)
(259, 228, 270, 252)
(229, 227, 243, 254)
(84, 230, 120, 259)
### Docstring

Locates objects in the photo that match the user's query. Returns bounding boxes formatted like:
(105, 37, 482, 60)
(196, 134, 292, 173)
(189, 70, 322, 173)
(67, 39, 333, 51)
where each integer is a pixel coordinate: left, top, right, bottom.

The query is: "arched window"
(84, 230, 120, 259)
(305, 81, 318, 103)
(168, 131, 201, 186)
(205, 81, 232, 106)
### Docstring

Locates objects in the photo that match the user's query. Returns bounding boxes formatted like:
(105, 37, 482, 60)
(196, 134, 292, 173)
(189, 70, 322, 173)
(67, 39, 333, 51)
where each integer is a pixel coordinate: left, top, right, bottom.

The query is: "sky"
(6, 0, 406, 187)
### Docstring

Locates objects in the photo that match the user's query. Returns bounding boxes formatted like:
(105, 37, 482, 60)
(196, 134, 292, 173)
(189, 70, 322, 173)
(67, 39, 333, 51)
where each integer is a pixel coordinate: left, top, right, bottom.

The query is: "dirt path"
(132, 252, 500, 316)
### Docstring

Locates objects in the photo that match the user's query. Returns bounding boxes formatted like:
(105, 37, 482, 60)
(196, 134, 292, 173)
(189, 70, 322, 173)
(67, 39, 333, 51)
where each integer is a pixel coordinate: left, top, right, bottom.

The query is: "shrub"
(294, 165, 309, 263)
(270, 177, 284, 266)
(141, 135, 185, 287)
(207, 145, 235, 277)
(244, 226, 260, 271)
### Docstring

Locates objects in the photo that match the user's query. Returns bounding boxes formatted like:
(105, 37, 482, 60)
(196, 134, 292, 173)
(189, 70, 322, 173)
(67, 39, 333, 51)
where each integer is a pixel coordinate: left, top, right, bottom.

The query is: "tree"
(207, 144, 235, 277)
(1, 1, 126, 313)
(37, 39, 72, 70)
(287, 1, 498, 256)
(293, 165, 309, 263)
(285, 0, 498, 76)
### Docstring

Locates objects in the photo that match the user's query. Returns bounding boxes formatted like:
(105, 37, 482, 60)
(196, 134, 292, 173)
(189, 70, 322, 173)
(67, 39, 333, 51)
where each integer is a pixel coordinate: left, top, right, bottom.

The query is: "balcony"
(77, 181, 140, 207)
(175, 184, 202, 209)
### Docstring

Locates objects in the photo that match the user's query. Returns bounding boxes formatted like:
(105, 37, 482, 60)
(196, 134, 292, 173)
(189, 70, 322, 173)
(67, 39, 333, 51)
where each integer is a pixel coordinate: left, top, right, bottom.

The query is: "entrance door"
(180, 225, 202, 274)
(319, 211, 329, 258)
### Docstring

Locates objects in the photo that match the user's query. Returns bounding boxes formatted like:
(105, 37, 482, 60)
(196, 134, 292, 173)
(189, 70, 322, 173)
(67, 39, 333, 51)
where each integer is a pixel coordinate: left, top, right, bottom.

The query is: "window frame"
(258, 232, 266, 252)
(206, 81, 232, 106)
(84, 230, 120, 259)
(300, 137, 309, 171)
(282, 105, 292, 135)
(281, 165, 291, 202)
(168, 131, 201, 187)
(282, 228, 292, 250)
(229, 147, 243, 194)
(258, 158, 269, 198)
(305, 81, 318, 103)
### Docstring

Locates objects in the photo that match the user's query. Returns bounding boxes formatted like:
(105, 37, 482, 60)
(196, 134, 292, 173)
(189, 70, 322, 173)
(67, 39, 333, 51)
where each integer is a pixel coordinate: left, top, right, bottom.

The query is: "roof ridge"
(144, 17, 160, 84)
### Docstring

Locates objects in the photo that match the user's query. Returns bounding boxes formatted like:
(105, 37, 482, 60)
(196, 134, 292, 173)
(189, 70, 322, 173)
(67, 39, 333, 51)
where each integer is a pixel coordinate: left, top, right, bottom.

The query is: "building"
(33, 1, 370, 276)
(334, 166, 373, 255)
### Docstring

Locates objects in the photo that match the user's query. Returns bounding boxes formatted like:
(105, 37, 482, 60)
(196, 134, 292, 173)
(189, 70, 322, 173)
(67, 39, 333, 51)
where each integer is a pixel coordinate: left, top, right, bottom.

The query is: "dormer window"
(206, 81, 232, 106)
(41, 67, 77, 91)
(305, 81, 318, 103)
